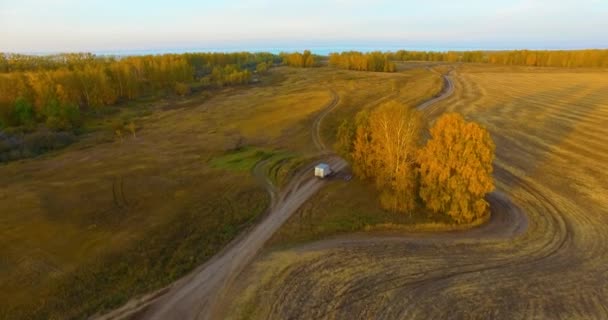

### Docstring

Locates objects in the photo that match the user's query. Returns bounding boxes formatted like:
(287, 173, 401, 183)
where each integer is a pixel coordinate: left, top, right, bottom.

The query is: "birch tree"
(352, 101, 422, 213)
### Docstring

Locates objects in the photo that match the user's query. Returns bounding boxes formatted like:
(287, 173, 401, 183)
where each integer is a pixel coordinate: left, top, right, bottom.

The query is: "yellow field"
(221, 65, 608, 319)
(0, 66, 442, 319)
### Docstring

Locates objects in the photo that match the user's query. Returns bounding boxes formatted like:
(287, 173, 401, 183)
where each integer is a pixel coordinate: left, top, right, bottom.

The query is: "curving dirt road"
(219, 69, 608, 319)
(104, 70, 466, 320)
(213, 70, 533, 318)
(417, 70, 454, 111)
(105, 69, 536, 320)
(312, 90, 340, 152)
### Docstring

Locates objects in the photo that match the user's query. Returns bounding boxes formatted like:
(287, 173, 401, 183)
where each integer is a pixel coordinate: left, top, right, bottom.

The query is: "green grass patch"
(210, 147, 277, 172)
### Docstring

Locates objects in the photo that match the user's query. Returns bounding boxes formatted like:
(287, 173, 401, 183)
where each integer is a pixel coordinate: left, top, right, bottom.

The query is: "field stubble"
(223, 65, 608, 319)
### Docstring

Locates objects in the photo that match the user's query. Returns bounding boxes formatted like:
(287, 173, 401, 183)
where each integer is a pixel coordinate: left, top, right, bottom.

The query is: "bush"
(43, 100, 81, 131)
(174, 82, 191, 96)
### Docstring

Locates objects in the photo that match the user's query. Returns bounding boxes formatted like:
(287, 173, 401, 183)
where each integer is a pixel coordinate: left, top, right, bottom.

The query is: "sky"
(1, 0, 607, 54)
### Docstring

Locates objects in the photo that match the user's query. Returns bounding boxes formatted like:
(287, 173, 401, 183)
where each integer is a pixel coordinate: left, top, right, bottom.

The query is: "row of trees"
(0, 52, 280, 73)
(280, 50, 316, 68)
(0, 52, 276, 129)
(388, 49, 608, 68)
(0, 53, 99, 73)
(336, 102, 495, 223)
(485, 50, 608, 68)
(329, 51, 396, 72)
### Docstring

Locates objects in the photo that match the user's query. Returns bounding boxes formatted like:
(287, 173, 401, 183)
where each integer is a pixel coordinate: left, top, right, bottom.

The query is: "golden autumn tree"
(281, 50, 316, 68)
(417, 113, 495, 223)
(351, 101, 423, 213)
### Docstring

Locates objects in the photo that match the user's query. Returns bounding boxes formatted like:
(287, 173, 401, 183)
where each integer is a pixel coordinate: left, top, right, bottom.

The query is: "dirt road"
(98, 88, 347, 320)
(219, 68, 608, 319)
(102, 69, 482, 320)
(417, 70, 454, 111)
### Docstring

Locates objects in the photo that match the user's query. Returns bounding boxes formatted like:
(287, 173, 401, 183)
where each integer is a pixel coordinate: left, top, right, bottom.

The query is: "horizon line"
(4, 45, 608, 57)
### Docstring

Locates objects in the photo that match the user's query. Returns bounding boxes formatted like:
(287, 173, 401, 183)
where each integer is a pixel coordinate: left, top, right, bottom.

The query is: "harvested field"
(221, 65, 608, 319)
(0, 66, 441, 319)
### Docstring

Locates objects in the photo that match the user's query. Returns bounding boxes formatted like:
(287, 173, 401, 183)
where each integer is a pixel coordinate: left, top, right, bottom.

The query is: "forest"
(389, 49, 608, 68)
(3, 48, 606, 131)
(0, 52, 278, 130)
(327, 49, 608, 73)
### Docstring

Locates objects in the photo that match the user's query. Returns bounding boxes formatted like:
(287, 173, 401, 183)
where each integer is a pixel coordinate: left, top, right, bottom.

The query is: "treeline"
(0, 52, 279, 73)
(486, 50, 608, 68)
(0, 52, 278, 129)
(0, 53, 100, 72)
(280, 50, 316, 68)
(336, 102, 495, 223)
(388, 49, 608, 68)
(329, 51, 396, 72)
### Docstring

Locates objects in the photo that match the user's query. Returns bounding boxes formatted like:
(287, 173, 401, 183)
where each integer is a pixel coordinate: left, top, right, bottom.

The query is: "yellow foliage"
(351, 101, 422, 213)
(281, 50, 316, 68)
(389, 49, 608, 67)
(0, 52, 274, 128)
(174, 82, 191, 96)
(417, 113, 495, 223)
(329, 51, 396, 72)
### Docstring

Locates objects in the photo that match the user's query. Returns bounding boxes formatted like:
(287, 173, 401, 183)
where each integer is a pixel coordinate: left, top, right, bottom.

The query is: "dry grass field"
(221, 65, 608, 319)
(0, 65, 442, 319)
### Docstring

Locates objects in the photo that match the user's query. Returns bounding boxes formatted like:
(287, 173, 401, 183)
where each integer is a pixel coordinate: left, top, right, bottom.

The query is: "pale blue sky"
(1, 0, 607, 53)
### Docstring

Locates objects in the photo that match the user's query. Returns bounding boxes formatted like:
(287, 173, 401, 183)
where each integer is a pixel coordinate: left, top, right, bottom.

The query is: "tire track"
(222, 68, 608, 319)
(312, 89, 340, 152)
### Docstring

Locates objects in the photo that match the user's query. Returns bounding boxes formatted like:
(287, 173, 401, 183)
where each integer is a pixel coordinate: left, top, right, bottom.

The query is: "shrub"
(43, 100, 81, 131)
(174, 82, 191, 97)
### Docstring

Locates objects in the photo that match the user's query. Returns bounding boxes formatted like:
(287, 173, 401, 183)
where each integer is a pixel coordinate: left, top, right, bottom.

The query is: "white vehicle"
(314, 163, 332, 178)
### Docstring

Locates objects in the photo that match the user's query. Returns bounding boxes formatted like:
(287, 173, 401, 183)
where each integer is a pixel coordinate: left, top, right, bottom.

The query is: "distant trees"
(342, 104, 495, 222)
(417, 113, 495, 223)
(281, 50, 316, 68)
(335, 49, 608, 68)
(486, 50, 608, 68)
(389, 50, 460, 62)
(388, 49, 608, 68)
(329, 51, 396, 72)
(0, 52, 277, 130)
(210, 65, 252, 86)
